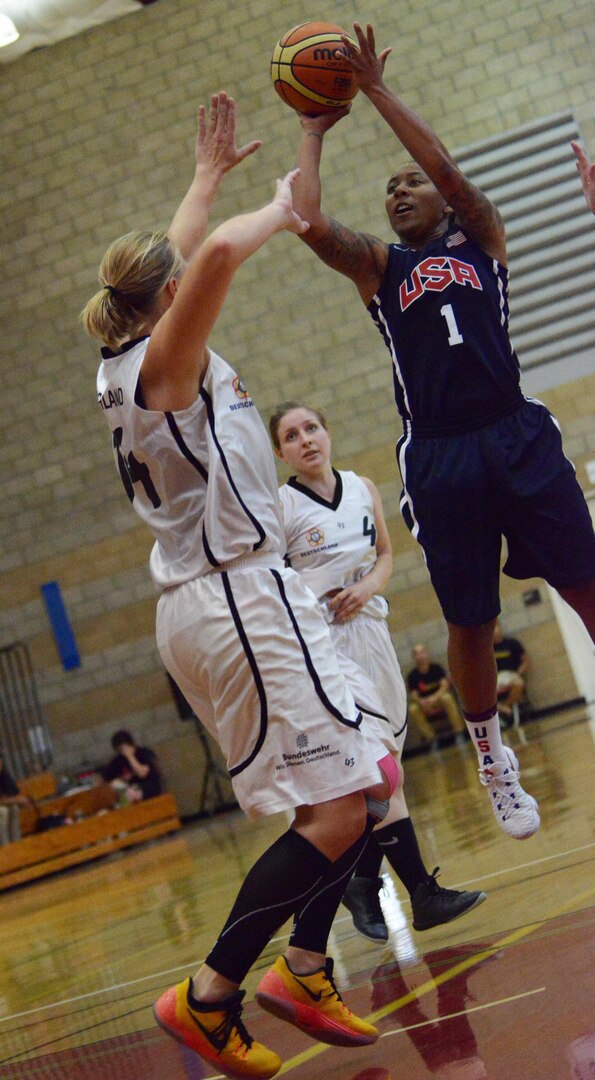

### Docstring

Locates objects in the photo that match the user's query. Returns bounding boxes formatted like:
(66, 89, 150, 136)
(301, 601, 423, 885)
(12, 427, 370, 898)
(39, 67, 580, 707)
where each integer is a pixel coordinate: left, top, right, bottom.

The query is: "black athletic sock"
(206, 829, 330, 983)
(289, 817, 375, 955)
(352, 834, 384, 879)
(375, 817, 429, 897)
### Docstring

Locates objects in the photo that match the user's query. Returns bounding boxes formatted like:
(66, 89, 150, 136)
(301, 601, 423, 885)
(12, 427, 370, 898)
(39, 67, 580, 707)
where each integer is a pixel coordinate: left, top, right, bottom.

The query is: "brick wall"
(0, 0, 593, 801)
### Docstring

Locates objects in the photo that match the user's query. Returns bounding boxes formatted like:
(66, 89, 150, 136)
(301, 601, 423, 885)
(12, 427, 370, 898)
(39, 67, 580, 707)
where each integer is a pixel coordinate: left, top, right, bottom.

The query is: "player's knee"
(293, 794, 367, 859)
(321, 795, 368, 853)
(336, 791, 370, 836)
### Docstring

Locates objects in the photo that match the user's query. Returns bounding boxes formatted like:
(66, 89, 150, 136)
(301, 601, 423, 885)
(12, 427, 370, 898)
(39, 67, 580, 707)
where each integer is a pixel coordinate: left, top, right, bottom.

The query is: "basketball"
(271, 22, 359, 116)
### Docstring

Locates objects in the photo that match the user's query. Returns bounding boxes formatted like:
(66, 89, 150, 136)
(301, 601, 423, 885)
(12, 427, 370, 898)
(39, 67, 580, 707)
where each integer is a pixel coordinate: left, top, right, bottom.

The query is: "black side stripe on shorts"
(354, 703, 391, 726)
(200, 387, 267, 551)
(356, 702, 408, 740)
(393, 716, 408, 739)
(270, 569, 362, 730)
(202, 524, 219, 568)
(222, 572, 269, 778)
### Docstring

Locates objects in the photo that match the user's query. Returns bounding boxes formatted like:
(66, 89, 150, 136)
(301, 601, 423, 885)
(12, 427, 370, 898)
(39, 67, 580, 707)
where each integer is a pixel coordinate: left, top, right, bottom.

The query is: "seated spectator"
(102, 730, 162, 803)
(0, 750, 27, 845)
(493, 620, 529, 723)
(407, 644, 466, 747)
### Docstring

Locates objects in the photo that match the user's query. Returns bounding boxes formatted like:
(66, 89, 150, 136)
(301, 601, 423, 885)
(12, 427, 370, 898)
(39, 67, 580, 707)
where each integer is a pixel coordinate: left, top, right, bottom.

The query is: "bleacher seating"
(0, 774, 181, 891)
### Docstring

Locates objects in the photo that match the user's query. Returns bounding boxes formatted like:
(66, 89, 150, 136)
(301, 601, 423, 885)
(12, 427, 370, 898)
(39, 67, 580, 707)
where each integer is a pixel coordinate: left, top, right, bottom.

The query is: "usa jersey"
(97, 338, 284, 590)
(368, 225, 523, 433)
(279, 469, 388, 620)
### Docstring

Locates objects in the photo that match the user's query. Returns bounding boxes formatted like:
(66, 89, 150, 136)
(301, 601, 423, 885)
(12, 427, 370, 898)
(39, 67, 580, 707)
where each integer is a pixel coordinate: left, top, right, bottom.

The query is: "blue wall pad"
(41, 581, 81, 671)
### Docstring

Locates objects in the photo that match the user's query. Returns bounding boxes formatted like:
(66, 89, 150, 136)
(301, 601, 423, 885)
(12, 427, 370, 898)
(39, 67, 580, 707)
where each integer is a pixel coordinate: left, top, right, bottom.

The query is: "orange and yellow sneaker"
(154, 979, 282, 1079)
(255, 955, 378, 1047)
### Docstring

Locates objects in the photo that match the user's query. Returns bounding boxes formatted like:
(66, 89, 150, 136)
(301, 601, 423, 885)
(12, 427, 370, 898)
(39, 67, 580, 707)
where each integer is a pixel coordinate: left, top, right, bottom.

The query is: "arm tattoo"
(306, 218, 387, 285)
(448, 177, 505, 252)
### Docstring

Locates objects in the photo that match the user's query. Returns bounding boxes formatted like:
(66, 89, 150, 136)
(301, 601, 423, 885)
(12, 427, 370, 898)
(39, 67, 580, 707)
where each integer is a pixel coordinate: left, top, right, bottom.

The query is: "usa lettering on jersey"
(399, 256, 483, 311)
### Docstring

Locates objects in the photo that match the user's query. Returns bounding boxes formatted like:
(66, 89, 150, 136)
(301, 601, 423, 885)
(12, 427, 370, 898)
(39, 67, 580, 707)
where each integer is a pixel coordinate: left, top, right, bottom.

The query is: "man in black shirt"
(102, 730, 162, 802)
(406, 644, 465, 746)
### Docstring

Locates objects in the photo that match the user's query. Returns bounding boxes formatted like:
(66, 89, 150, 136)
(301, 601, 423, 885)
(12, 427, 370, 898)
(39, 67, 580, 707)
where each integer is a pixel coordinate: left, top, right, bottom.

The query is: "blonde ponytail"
(81, 230, 184, 348)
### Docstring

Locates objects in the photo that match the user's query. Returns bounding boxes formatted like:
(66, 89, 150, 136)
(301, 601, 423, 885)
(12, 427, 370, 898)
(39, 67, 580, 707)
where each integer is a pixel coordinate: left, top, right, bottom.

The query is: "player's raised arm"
(293, 109, 389, 304)
(344, 22, 507, 265)
(168, 93, 262, 262)
(142, 169, 308, 408)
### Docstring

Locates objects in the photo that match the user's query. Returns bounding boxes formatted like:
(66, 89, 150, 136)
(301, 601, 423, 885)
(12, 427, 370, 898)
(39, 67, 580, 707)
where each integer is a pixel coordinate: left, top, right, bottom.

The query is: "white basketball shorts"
(156, 558, 386, 818)
(329, 613, 408, 755)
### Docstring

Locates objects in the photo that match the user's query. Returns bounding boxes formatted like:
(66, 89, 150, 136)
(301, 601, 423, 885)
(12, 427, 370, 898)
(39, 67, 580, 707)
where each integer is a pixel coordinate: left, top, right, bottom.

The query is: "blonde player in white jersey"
(271, 401, 486, 942)
(82, 96, 399, 1080)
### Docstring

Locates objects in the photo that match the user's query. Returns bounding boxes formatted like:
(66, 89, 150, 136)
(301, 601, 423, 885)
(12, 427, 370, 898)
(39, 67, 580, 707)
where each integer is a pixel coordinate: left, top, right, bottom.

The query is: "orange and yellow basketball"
(271, 21, 359, 116)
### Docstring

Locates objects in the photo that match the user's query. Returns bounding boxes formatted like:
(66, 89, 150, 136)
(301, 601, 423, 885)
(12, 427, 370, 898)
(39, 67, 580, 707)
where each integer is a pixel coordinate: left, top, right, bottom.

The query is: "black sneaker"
(411, 868, 487, 931)
(341, 876, 388, 943)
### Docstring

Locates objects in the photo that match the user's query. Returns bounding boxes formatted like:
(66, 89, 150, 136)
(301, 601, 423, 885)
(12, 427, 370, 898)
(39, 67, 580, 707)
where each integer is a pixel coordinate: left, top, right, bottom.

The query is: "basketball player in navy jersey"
(82, 94, 398, 1080)
(289, 22, 595, 842)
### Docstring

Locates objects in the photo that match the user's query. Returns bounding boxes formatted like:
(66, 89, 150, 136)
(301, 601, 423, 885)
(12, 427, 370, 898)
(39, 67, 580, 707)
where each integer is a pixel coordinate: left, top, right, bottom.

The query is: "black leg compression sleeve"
(205, 829, 330, 983)
(289, 816, 376, 955)
(353, 833, 384, 879)
(375, 816, 428, 897)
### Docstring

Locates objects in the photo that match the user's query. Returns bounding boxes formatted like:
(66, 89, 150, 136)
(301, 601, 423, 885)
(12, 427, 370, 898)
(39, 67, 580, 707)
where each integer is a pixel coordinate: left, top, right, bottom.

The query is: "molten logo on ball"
(271, 21, 359, 116)
(312, 45, 350, 62)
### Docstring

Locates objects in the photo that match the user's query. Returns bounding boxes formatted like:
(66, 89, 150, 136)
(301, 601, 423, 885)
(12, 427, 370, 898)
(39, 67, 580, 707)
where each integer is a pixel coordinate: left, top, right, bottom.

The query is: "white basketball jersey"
(97, 338, 284, 590)
(279, 469, 388, 620)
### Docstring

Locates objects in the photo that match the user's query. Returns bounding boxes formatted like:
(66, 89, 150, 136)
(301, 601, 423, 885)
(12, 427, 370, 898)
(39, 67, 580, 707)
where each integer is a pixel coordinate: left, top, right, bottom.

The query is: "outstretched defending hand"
(169, 94, 262, 260)
(341, 22, 392, 96)
(196, 92, 262, 178)
(571, 140, 595, 214)
(273, 168, 310, 235)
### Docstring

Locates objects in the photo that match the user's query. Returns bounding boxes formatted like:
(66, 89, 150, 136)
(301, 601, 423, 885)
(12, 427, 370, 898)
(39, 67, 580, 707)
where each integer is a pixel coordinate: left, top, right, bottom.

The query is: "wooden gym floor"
(0, 704, 593, 1079)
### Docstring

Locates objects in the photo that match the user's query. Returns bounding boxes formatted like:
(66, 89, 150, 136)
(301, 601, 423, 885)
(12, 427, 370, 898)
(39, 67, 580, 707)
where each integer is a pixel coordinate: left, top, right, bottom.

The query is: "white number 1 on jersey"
(440, 303, 464, 346)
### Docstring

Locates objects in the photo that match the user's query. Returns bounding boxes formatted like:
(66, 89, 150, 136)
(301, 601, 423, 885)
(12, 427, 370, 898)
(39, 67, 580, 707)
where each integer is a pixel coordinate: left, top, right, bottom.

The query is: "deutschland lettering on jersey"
(367, 226, 523, 434)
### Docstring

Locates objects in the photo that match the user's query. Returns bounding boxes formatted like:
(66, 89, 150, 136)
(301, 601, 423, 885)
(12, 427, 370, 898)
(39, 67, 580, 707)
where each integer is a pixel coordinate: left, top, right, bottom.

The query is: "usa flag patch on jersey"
(446, 230, 467, 247)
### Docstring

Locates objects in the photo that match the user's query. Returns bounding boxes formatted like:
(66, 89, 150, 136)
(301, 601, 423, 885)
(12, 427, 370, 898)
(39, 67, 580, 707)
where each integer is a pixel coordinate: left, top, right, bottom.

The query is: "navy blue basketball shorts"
(397, 399, 595, 627)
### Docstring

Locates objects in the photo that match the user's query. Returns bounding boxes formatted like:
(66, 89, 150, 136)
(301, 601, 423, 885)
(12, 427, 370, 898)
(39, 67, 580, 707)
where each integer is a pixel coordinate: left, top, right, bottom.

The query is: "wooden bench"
(19, 781, 118, 836)
(0, 793, 181, 892)
(19, 771, 57, 801)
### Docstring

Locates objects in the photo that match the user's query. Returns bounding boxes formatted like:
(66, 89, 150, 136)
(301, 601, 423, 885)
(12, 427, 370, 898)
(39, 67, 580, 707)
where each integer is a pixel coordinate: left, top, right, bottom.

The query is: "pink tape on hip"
(377, 752, 399, 797)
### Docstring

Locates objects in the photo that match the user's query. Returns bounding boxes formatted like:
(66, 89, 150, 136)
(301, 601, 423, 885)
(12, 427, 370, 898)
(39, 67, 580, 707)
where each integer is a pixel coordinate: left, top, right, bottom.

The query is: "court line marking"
(379, 985, 546, 1038)
(0, 962, 199, 1024)
(2, 888, 592, 1074)
(1, 844, 593, 1027)
(274, 883, 595, 1075)
(447, 840, 595, 891)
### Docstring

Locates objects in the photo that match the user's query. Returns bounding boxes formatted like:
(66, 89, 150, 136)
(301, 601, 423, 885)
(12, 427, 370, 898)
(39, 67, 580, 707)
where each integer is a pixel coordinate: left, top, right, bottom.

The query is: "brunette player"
(271, 400, 486, 942)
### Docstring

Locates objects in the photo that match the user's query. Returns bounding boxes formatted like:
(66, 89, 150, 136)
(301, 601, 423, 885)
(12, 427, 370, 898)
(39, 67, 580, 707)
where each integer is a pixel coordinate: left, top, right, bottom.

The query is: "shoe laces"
(479, 758, 525, 812)
(479, 756, 519, 788)
(208, 990, 254, 1052)
(420, 867, 459, 900)
(424, 867, 443, 894)
(322, 959, 351, 1011)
